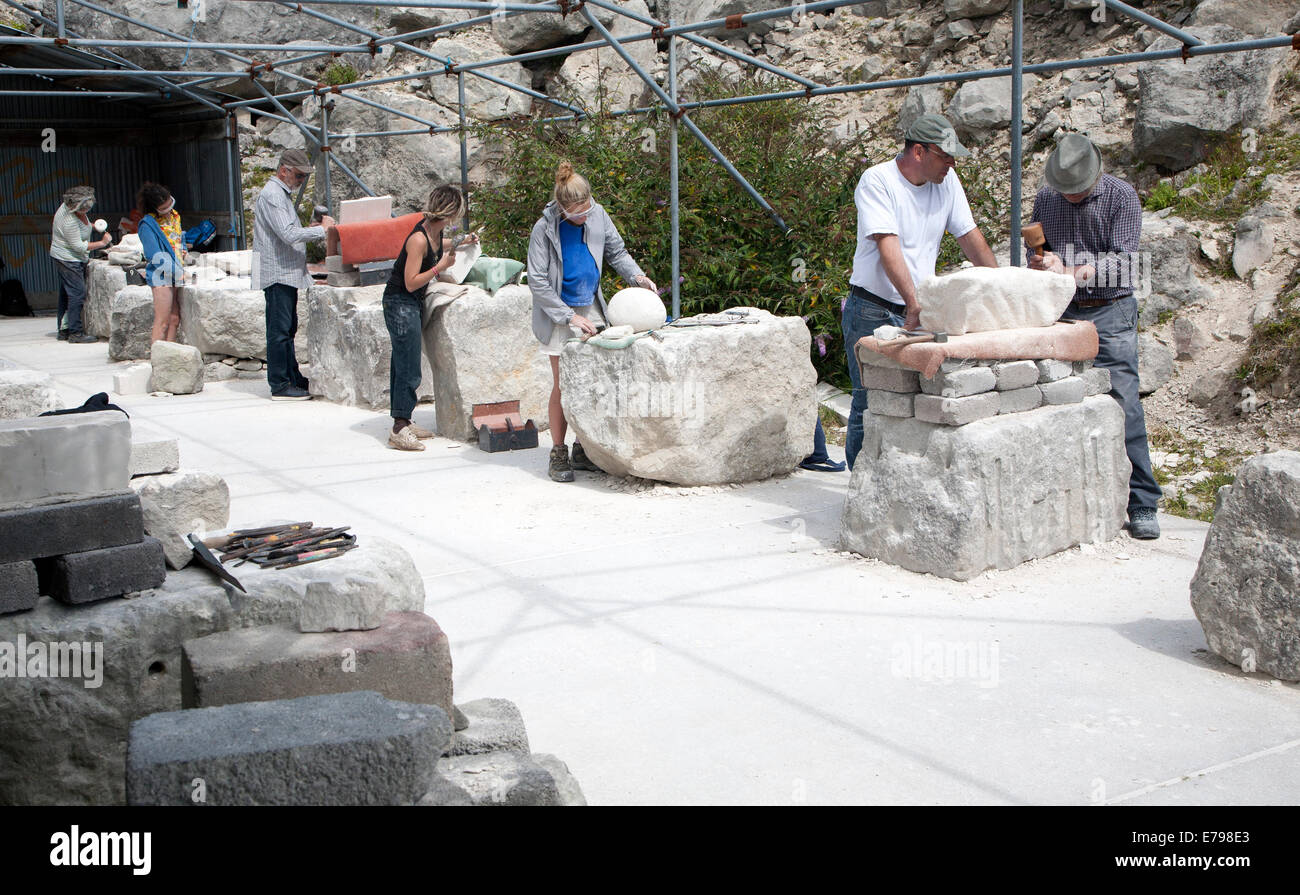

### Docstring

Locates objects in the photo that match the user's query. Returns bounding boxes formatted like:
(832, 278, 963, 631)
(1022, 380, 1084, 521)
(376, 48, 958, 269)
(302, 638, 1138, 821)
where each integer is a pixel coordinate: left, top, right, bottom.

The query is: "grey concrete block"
(997, 385, 1043, 414)
(914, 392, 1000, 426)
(1081, 366, 1112, 396)
(126, 691, 451, 806)
(181, 611, 453, 720)
(842, 396, 1129, 580)
(0, 561, 39, 615)
(0, 411, 130, 511)
(0, 492, 144, 564)
(445, 698, 530, 758)
(1036, 359, 1073, 382)
(129, 439, 180, 477)
(438, 751, 564, 806)
(861, 365, 920, 393)
(866, 389, 915, 418)
(1040, 376, 1086, 405)
(919, 365, 997, 398)
(36, 537, 165, 605)
(993, 360, 1040, 391)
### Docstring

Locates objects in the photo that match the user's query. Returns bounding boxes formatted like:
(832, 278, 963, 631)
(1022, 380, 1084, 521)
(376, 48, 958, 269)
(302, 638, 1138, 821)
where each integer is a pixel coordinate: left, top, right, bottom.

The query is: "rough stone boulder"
(1134, 25, 1290, 170)
(130, 471, 231, 570)
(84, 261, 127, 339)
(560, 308, 817, 485)
(1137, 335, 1174, 396)
(305, 283, 433, 411)
(553, 0, 657, 113)
(1137, 213, 1212, 326)
(898, 84, 947, 136)
(149, 341, 203, 395)
(426, 284, 551, 442)
(108, 286, 155, 362)
(1191, 0, 1298, 36)
(946, 75, 1038, 139)
(1232, 214, 1275, 279)
(0, 368, 63, 419)
(841, 396, 1128, 580)
(918, 267, 1076, 335)
(944, 0, 1009, 17)
(0, 536, 425, 805)
(179, 285, 268, 360)
(491, 2, 616, 54)
(423, 36, 530, 121)
(1190, 451, 1300, 681)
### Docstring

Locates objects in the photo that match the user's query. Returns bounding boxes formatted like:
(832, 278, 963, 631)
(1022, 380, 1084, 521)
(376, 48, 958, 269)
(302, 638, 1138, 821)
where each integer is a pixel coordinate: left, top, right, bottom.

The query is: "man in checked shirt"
(1027, 134, 1162, 540)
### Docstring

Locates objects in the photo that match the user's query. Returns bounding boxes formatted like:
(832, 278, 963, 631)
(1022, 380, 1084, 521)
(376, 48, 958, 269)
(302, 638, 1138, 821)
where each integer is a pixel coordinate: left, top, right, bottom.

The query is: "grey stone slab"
(445, 698, 529, 757)
(997, 385, 1043, 414)
(861, 365, 920, 394)
(36, 537, 165, 605)
(532, 754, 588, 806)
(129, 439, 180, 478)
(913, 392, 1000, 426)
(1036, 359, 1073, 383)
(0, 492, 143, 565)
(437, 751, 564, 806)
(842, 396, 1129, 580)
(866, 389, 915, 418)
(181, 611, 453, 719)
(0, 561, 38, 615)
(0, 411, 131, 511)
(1081, 366, 1112, 396)
(993, 360, 1040, 391)
(126, 691, 451, 806)
(1040, 376, 1086, 405)
(919, 365, 997, 398)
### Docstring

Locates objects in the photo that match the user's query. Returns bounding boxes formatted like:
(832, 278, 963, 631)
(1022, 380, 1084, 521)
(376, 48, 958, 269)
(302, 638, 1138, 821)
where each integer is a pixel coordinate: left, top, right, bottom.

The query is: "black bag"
(39, 392, 129, 419)
(1, 278, 34, 317)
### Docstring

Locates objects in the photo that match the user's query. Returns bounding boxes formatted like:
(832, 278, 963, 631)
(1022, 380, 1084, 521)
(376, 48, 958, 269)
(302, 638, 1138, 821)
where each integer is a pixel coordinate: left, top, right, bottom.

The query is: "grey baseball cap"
(1044, 133, 1103, 195)
(903, 114, 971, 158)
(278, 149, 314, 174)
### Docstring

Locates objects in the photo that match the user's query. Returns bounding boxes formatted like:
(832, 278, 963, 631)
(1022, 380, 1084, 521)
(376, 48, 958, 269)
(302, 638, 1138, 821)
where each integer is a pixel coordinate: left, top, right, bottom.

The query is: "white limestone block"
(917, 267, 1076, 335)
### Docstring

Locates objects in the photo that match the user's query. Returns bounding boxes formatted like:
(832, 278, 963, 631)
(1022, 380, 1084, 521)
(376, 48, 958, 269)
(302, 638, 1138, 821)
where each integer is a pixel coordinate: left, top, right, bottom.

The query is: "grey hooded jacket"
(528, 199, 644, 344)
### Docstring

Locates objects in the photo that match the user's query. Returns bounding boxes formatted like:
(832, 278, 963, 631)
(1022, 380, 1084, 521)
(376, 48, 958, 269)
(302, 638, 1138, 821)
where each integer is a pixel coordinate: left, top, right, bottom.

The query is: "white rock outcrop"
(917, 267, 1076, 335)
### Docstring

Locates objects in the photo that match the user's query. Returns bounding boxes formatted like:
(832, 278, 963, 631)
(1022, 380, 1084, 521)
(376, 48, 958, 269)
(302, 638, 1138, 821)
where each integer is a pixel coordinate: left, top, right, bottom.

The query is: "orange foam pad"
(857, 321, 1099, 380)
(330, 213, 424, 266)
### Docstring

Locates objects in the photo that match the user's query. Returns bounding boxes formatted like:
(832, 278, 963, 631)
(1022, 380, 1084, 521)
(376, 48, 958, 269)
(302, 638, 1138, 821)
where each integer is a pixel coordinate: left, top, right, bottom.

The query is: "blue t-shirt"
(558, 220, 599, 308)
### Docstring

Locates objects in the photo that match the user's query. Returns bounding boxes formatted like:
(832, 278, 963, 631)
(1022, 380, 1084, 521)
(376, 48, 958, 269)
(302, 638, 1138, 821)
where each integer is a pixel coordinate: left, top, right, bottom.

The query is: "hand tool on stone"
(272, 543, 357, 570)
(256, 529, 355, 563)
(1021, 221, 1051, 255)
(221, 525, 323, 561)
(233, 527, 339, 565)
(226, 521, 312, 541)
(188, 533, 248, 594)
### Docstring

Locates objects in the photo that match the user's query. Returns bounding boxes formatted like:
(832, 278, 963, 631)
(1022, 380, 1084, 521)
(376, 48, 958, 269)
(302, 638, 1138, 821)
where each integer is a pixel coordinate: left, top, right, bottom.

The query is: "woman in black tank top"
(382, 185, 473, 451)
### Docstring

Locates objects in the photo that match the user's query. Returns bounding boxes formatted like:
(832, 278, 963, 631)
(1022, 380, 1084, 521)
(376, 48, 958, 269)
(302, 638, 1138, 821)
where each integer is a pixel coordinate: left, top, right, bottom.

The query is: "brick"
(180, 611, 453, 720)
(1081, 366, 1112, 396)
(0, 492, 144, 564)
(0, 561, 39, 614)
(919, 365, 997, 398)
(129, 439, 180, 477)
(993, 360, 1040, 391)
(1036, 359, 1073, 383)
(127, 691, 451, 806)
(861, 366, 920, 393)
(0, 411, 130, 511)
(866, 389, 915, 418)
(1040, 376, 1086, 405)
(36, 537, 165, 605)
(997, 385, 1043, 414)
(914, 392, 1001, 426)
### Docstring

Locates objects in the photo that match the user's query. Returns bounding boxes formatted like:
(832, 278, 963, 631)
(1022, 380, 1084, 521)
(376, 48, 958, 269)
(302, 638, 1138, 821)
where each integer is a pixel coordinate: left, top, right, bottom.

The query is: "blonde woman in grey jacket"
(528, 161, 656, 482)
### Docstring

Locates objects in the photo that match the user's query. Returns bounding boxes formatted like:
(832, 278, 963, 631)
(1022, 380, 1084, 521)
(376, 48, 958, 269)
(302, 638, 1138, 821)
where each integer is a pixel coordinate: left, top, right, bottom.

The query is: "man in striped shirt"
(1027, 134, 1161, 540)
(252, 149, 334, 401)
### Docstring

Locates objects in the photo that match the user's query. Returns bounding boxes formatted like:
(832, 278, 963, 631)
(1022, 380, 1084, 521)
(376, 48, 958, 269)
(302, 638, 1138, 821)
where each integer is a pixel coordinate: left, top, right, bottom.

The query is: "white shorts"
(541, 303, 605, 356)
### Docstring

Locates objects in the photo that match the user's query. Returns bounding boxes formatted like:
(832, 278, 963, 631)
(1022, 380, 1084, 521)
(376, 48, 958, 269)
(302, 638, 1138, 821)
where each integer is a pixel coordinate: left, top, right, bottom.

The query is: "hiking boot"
(67, 331, 96, 344)
(570, 441, 601, 472)
(548, 444, 574, 482)
(1127, 507, 1160, 540)
(388, 426, 426, 451)
(271, 386, 312, 401)
(407, 423, 435, 439)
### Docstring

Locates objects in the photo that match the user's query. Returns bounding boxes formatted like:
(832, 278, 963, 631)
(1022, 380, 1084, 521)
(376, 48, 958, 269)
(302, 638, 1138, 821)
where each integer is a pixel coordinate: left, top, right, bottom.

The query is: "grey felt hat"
(278, 148, 314, 174)
(903, 114, 971, 158)
(1044, 134, 1103, 194)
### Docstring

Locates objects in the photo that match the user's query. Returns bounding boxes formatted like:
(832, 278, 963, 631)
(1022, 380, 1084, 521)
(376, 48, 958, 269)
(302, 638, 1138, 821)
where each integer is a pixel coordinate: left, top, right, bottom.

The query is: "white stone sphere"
(93, 219, 108, 232)
(606, 287, 666, 332)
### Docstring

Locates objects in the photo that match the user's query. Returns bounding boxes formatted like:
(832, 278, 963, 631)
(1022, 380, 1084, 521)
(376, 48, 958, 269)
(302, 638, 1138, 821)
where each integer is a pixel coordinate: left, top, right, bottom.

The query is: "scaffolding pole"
(321, 99, 332, 213)
(668, 9, 680, 320)
(1010, 0, 1023, 268)
(458, 70, 470, 232)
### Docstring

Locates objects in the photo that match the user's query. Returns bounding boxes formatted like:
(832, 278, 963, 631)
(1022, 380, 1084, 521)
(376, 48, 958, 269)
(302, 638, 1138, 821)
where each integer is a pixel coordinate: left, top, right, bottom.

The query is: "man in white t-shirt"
(841, 113, 997, 468)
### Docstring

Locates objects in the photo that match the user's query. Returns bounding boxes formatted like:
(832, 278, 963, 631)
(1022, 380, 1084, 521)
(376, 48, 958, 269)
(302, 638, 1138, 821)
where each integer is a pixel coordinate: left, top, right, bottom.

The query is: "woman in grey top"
(49, 185, 112, 343)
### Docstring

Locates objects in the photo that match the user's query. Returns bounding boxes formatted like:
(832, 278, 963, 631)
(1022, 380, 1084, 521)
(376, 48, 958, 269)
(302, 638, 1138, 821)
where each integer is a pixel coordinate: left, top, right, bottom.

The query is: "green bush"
(322, 62, 359, 86)
(472, 74, 1010, 388)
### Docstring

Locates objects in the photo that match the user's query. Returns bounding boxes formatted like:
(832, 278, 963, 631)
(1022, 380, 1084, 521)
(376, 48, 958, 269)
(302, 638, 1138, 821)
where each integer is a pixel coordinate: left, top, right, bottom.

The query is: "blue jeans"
(841, 290, 905, 469)
(1062, 296, 1161, 513)
(263, 283, 308, 394)
(54, 259, 88, 334)
(382, 294, 423, 421)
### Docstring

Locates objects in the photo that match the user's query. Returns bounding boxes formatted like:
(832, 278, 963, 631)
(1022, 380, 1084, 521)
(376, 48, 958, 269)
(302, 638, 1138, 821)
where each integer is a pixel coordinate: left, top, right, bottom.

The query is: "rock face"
(1232, 214, 1275, 279)
(0, 369, 63, 419)
(946, 75, 1038, 139)
(423, 37, 531, 120)
(1190, 451, 1300, 681)
(1191, 0, 1298, 36)
(84, 262, 127, 339)
(149, 341, 204, 395)
(107, 287, 155, 362)
(1133, 26, 1290, 170)
(491, 2, 616, 54)
(0, 537, 425, 805)
(1137, 213, 1212, 326)
(304, 283, 434, 411)
(841, 396, 1128, 580)
(898, 84, 947, 135)
(179, 286, 268, 360)
(560, 309, 817, 485)
(129, 471, 231, 570)
(426, 284, 552, 441)
(944, 0, 1009, 17)
(1137, 335, 1174, 396)
(918, 267, 1076, 334)
(553, 0, 657, 112)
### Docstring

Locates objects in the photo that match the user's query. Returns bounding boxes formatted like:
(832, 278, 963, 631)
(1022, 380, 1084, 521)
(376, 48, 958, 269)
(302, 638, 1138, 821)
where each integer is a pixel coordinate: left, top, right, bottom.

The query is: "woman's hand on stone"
(635, 275, 656, 293)
(570, 314, 597, 336)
